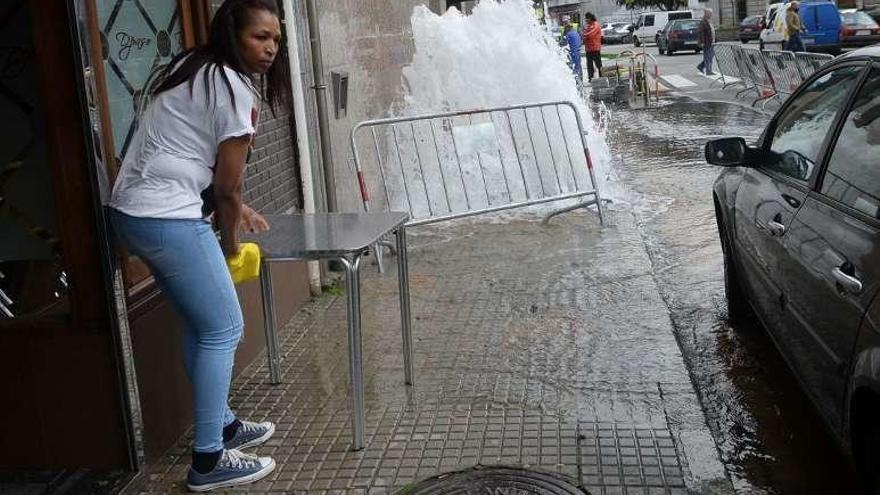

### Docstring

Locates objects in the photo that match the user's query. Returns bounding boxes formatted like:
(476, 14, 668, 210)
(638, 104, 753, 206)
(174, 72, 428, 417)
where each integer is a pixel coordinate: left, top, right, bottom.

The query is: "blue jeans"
(110, 209, 242, 453)
(786, 33, 806, 52)
(697, 44, 715, 74)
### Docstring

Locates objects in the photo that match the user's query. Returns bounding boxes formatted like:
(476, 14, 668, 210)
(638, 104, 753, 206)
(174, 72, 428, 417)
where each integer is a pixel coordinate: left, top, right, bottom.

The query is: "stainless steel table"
(244, 212, 413, 450)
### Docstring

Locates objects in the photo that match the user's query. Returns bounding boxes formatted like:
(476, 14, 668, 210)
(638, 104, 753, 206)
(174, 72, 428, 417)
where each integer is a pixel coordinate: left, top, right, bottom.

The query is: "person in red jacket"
(582, 13, 603, 81)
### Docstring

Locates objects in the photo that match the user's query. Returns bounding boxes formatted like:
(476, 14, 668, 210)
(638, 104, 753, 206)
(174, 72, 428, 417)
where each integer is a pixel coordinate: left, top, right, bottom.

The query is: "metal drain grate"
(396, 466, 589, 494)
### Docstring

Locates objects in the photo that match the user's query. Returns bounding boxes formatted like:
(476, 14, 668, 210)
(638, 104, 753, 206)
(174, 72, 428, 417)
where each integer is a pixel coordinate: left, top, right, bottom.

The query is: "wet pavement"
(606, 97, 857, 493)
(139, 204, 730, 493)
(136, 97, 859, 495)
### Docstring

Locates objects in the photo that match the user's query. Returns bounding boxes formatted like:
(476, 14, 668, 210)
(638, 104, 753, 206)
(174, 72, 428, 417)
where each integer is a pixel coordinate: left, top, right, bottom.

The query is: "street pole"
(304, 0, 337, 213)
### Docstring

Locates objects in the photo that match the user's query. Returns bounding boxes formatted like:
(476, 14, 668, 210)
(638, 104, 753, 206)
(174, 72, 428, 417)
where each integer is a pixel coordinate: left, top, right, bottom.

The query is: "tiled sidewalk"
(140, 210, 731, 494)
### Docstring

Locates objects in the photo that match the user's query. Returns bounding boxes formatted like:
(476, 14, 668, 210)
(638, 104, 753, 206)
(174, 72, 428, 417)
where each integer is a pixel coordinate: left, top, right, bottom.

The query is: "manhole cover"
(397, 466, 588, 494)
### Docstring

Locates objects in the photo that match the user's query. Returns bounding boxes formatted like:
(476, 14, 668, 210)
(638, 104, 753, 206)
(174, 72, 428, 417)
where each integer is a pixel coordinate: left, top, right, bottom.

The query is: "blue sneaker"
(224, 420, 275, 450)
(186, 449, 275, 492)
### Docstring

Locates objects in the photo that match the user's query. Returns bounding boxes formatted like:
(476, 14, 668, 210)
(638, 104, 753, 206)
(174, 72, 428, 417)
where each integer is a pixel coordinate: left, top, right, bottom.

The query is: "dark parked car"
(738, 14, 763, 43)
(840, 9, 880, 48)
(707, 45, 880, 492)
(657, 19, 701, 55)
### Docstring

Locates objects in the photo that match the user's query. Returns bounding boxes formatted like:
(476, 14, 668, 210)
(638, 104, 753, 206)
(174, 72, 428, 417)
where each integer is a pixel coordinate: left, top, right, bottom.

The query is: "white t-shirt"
(110, 64, 257, 219)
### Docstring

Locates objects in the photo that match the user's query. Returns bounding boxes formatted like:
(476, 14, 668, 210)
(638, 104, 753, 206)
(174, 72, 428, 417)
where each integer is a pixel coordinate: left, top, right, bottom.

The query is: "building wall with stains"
(293, 0, 446, 213)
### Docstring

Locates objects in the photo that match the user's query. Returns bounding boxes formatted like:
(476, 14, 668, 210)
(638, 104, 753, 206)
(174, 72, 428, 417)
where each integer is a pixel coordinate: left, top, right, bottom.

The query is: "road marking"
(660, 74, 697, 88)
(702, 73, 740, 83)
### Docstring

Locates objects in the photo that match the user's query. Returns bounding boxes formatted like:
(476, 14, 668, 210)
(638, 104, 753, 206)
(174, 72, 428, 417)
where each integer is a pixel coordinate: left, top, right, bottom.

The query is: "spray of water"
(399, 0, 624, 208)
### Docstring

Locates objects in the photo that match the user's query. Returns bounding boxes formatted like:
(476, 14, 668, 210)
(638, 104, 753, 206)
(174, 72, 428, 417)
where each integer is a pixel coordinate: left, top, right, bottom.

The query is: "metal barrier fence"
(796, 52, 835, 78)
(610, 50, 661, 105)
(761, 50, 803, 97)
(712, 44, 742, 89)
(713, 44, 834, 108)
(350, 101, 606, 228)
(739, 47, 780, 107)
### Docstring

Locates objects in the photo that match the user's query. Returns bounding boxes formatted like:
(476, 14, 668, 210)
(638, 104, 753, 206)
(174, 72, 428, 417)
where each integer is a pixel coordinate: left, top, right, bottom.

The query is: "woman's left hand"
(241, 203, 270, 233)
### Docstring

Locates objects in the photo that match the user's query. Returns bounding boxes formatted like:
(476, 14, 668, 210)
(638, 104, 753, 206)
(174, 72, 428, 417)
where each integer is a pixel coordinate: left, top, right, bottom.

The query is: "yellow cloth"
(226, 243, 261, 284)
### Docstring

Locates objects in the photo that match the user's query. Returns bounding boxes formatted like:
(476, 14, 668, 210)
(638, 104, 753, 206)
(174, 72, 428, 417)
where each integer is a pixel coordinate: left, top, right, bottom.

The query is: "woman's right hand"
(241, 203, 270, 233)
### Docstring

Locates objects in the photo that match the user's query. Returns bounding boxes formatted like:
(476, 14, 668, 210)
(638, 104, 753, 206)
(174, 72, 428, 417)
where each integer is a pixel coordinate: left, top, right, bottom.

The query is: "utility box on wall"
(331, 71, 349, 119)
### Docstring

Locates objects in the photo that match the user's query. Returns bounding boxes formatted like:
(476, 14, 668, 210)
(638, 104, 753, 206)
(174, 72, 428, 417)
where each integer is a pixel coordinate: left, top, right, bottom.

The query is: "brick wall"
(244, 107, 301, 213)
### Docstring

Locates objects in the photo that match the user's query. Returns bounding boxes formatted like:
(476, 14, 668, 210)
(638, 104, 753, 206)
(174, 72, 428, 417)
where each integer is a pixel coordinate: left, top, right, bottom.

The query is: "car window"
(820, 69, 880, 218)
(644, 15, 655, 26)
(669, 12, 692, 20)
(767, 65, 864, 182)
(842, 11, 879, 26)
(679, 19, 701, 29)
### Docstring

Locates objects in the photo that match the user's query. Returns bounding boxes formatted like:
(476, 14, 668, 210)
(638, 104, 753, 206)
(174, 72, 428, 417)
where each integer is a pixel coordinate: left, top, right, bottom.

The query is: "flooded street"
(606, 98, 857, 493)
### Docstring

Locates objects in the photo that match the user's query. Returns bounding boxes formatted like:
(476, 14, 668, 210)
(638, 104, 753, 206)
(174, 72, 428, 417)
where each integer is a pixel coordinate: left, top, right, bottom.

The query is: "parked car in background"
(739, 14, 763, 43)
(601, 22, 629, 42)
(800, 2, 842, 53)
(759, 2, 786, 49)
(840, 9, 880, 48)
(632, 10, 693, 47)
(657, 19, 702, 55)
(760, 2, 841, 53)
(707, 45, 880, 493)
(604, 23, 633, 44)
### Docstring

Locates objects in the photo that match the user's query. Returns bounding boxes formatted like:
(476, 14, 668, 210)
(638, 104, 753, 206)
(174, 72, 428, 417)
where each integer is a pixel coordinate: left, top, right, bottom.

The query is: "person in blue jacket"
(561, 17, 583, 83)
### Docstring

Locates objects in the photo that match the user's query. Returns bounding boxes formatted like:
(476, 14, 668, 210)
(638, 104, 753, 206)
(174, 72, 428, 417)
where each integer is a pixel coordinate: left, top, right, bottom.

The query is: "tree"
(617, 0, 687, 11)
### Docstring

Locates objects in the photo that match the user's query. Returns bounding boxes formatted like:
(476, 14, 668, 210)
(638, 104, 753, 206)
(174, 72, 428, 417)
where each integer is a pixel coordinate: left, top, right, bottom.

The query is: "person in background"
(696, 9, 716, 75)
(108, 0, 290, 491)
(562, 16, 583, 83)
(582, 12, 603, 81)
(785, 2, 806, 52)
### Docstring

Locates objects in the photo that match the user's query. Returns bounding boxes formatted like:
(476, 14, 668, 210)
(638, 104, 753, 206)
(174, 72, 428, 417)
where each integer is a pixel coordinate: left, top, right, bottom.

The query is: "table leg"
(259, 260, 282, 384)
(395, 228, 415, 387)
(340, 254, 366, 450)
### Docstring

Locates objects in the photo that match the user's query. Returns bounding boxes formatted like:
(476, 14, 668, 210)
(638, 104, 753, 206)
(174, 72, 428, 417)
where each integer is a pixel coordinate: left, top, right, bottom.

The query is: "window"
(669, 12, 692, 20)
(644, 15, 655, 27)
(765, 65, 864, 182)
(821, 69, 880, 218)
(80, 0, 191, 293)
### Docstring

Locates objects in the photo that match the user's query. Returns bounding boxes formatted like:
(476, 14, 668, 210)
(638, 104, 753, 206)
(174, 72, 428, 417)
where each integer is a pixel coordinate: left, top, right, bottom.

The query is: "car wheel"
(741, 38, 748, 43)
(658, 44, 665, 55)
(718, 211, 750, 323)
(695, 48, 701, 53)
(759, 39, 765, 50)
(668, 49, 675, 55)
(633, 36, 641, 47)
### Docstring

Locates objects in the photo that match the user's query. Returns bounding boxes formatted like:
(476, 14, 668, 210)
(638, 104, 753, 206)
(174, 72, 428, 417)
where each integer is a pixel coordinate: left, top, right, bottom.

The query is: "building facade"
(0, 0, 442, 488)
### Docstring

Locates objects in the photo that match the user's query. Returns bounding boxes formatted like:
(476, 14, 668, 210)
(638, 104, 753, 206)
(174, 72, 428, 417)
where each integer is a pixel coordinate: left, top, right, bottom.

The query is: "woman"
(582, 13, 602, 82)
(108, 0, 290, 491)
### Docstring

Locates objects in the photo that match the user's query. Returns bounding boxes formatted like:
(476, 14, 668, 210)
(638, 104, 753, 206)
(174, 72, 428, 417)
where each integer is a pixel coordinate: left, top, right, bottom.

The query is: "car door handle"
(767, 220, 786, 236)
(832, 267, 863, 295)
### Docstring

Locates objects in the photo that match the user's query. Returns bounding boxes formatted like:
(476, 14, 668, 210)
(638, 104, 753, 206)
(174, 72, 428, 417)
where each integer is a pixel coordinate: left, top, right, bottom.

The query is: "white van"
(632, 10, 694, 46)
(759, 2, 787, 49)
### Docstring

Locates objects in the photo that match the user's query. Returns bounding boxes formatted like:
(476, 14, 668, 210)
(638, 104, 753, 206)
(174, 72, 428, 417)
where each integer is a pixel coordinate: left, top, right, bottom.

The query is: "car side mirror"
(705, 138, 748, 167)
